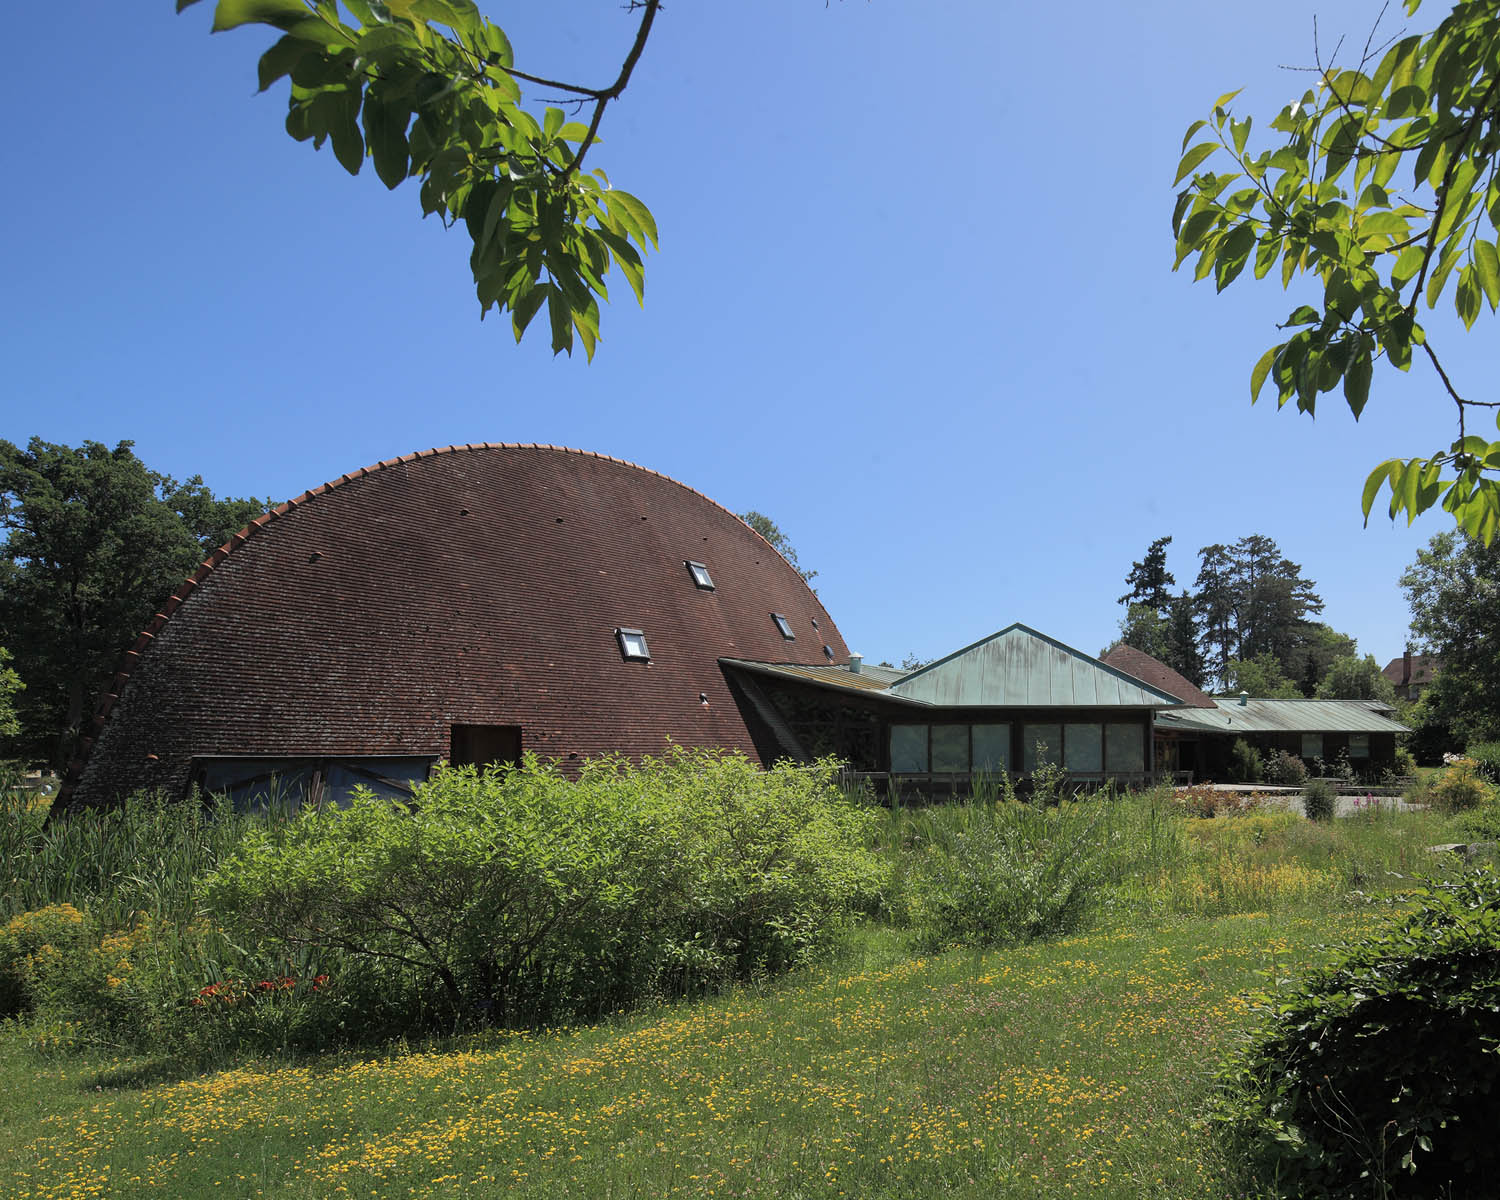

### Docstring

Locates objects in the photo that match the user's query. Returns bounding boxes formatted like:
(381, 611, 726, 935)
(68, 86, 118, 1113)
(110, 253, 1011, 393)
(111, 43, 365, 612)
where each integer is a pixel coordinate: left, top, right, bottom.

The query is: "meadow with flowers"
(2, 752, 1498, 1198)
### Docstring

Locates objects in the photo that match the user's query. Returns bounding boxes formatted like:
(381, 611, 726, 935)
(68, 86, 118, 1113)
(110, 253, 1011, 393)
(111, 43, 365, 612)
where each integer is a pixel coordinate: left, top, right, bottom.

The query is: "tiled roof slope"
(1100, 644, 1218, 709)
(65, 444, 847, 808)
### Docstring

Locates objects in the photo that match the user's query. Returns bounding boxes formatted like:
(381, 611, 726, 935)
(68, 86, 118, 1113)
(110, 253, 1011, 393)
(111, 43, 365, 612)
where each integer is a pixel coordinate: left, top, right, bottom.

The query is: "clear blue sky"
(2, 1, 1472, 669)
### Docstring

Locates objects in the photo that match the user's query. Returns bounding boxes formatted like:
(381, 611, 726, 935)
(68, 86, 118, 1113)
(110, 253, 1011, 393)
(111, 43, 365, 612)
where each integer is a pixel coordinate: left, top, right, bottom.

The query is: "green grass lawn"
(1, 906, 1383, 1200)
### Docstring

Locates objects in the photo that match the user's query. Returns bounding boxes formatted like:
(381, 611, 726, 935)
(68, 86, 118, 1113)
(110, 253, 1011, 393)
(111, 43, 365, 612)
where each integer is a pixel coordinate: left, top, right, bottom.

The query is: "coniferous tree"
(1118, 536, 1176, 614)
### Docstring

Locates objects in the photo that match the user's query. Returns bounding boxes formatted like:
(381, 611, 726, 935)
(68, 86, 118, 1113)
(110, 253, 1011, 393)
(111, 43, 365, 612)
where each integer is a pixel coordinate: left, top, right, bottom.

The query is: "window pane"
(1023, 725, 1061, 773)
(890, 725, 928, 773)
(973, 724, 1010, 773)
(1064, 724, 1103, 772)
(1349, 733, 1370, 759)
(1302, 733, 1323, 761)
(687, 561, 714, 590)
(326, 758, 434, 807)
(196, 759, 316, 815)
(1106, 723, 1145, 773)
(932, 725, 969, 773)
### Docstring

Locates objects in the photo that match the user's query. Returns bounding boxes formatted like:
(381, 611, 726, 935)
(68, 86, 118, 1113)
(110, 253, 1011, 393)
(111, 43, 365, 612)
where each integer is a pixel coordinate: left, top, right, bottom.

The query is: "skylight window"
(616, 627, 650, 661)
(772, 613, 795, 640)
(685, 560, 715, 590)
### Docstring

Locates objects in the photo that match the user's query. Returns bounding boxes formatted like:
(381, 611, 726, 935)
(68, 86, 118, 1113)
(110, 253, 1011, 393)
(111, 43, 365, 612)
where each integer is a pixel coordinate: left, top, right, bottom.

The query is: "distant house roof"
(1155, 698, 1409, 736)
(1099, 644, 1217, 709)
(1382, 653, 1442, 687)
(885, 624, 1184, 708)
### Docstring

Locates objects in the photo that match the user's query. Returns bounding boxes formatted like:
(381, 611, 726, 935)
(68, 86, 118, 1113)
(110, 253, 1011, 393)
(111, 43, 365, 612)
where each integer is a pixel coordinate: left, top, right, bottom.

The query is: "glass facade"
(931, 725, 969, 773)
(194, 756, 435, 814)
(972, 724, 1010, 773)
(1349, 733, 1370, 759)
(1105, 723, 1145, 773)
(1302, 733, 1324, 760)
(1023, 725, 1062, 773)
(889, 725, 928, 773)
(887, 719, 1148, 778)
(1063, 723, 1103, 772)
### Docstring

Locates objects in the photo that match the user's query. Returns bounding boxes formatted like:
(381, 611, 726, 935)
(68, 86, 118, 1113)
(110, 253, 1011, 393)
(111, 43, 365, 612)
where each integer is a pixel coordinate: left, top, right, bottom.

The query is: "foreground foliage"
(1, 910, 1382, 1200)
(207, 751, 883, 1030)
(182, 0, 659, 359)
(1217, 868, 1500, 1198)
(1174, 0, 1500, 539)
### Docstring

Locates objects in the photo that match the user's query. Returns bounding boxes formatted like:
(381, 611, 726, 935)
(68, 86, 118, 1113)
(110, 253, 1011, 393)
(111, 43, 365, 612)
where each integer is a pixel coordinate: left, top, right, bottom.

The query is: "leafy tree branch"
(1173, 0, 1500, 543)
(180, 0, 662, 360)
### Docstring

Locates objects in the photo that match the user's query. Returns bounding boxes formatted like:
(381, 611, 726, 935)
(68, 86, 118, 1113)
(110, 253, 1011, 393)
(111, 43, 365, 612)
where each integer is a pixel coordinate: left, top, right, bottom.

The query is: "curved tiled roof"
(65, 444, 846, 806)
(1100, 644, 1217, 709)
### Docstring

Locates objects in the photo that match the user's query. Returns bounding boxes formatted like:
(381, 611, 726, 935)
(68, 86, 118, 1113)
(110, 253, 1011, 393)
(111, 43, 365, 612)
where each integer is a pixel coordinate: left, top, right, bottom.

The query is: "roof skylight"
(772, 613, 795, 640)
(615, 627, 650, 661)
(686, 560, 715, 590)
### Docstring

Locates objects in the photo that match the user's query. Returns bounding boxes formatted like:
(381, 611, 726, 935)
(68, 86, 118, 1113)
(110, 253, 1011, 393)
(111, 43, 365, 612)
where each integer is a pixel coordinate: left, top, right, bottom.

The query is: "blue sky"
(2, 0, 1473, 670)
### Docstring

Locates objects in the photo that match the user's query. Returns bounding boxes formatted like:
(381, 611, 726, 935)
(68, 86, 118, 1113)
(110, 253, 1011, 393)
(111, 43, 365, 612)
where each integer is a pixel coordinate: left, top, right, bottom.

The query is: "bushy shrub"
(0, 903, 94, 1018)
(1262, 749, 1308, 787)
(1216, 868, 1500, 1198)
(1451, 802, 1500, 844)
(1228, 738, 1263, 784)
(1301, 777, 1337, 822)
(1395, 745, 1420, 776)
(1467, 741, 1500, 787)
(206, 750, 884, 1031)
(907, 796, 1112, 950)
(1431, 756, 1492, 813)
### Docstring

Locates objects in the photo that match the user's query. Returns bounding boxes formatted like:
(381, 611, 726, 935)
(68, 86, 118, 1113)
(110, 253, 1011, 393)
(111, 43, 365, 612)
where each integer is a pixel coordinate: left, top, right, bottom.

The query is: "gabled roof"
(1100, 644, 1217, 708)
(1156, 698, 1410, 736)
(886, 624, 1184, 708)
(1381, 653, 1442, 685)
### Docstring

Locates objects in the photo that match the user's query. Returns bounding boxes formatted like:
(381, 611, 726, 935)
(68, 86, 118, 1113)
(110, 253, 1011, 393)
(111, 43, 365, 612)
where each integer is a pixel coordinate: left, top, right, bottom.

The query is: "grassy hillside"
(4, 908, 1380, 1199)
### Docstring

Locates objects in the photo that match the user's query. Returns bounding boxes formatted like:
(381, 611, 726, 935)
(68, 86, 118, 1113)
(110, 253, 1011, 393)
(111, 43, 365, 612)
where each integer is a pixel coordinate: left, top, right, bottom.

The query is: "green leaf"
(1362, 461, 1398, 522)
(363, 98, 411, 189)
(603, 190, 658, 249)
(1250, 345, 1277, 402)
(1344, 343, 1373, 419)
(1231, 116, 1252, 155)
(1455, 265, 1481, 330)
(543, 106, 565, 140)
(1212, 88, 1244, 111)
(1181, 119, 1208, 154)
(1474, 240, 1500, 310)
(509, 285, 546, 339)
(546, 283, 573, 356)
(212, 0, 311, 32)
(1214, 225, 1256, 291)
(1175, 142, 1219, 185)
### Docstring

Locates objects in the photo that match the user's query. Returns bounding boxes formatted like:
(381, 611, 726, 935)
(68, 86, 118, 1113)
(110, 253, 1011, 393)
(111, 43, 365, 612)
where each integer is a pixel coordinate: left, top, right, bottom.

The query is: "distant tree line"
(0, 438, 270, 768)
(1114, 535, 1392, 703)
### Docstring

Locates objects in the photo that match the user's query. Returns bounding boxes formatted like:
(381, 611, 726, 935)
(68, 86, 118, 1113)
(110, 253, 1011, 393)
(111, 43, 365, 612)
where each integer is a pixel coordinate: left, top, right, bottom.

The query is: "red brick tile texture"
(67, 445, 848, 808)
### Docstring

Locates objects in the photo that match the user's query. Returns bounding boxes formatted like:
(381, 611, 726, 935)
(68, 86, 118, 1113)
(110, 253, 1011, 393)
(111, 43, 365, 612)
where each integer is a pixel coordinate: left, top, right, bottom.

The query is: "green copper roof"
(887, 624, 1184, 708)
(1155, 699, 1410, 735)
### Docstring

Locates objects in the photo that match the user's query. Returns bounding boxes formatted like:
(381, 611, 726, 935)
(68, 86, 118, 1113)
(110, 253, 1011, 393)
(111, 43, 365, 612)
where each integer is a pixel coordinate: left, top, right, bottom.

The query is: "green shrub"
(1452, 802, 1500, 844)
(206, 750, 884, 1031)
(1431, 757, 1492, 813)
(1216, 868, 1500, 1198)
(0, 903, 94, 1018)
(1228, 738, 1263, 784)
(1395, 745, 1420, 776)
(1262, 749, 1308, 787)
(1467, 741, 1500, 787)
(1301, 778, 1337, 822)
(907, 796, 1112, 950)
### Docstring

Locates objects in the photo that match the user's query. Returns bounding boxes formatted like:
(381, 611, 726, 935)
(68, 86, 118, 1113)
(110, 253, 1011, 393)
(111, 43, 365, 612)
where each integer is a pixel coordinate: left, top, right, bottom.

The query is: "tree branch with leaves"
(1173, 0, 1500, 543)
(181, 0, 661, 359)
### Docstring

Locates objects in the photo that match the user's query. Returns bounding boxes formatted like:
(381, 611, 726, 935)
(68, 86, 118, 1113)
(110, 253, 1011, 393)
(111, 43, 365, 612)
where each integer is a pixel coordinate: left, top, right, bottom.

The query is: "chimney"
(848, 653, 863, 674)
(1238, 691, 1249, 706)
(1403, 647, 1413, 687)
